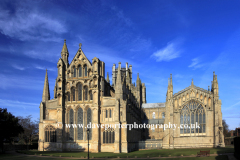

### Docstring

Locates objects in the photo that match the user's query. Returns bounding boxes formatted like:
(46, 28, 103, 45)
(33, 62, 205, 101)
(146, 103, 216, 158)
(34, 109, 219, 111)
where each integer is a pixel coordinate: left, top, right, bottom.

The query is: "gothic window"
(45, 125, 56, 142)
(162, 112, 165, 119)
(89, 90, 93, 100)
(71, 88, 75, 101)
(78, 66, 82, 77)
(77, 107, 83, 140)
(69, 109, 74, 141)
(87, 108, 92, 140)
(109, 109, 112, 118)
(84, 86, 88, 101)
(106, 110, 108, 118)
(84, 65, 87, 77)
(77, 83, 82, 101)
(152, 112, 155, 119)
(103, 128, 115, 143)
(180, 100, 206, 134)
(67, 92, 70, 101)
(73, 66, 76, 77)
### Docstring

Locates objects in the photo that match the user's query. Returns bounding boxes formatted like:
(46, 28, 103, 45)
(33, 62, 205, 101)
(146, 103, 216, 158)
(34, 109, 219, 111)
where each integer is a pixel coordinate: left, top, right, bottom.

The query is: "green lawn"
(11, 147, 233, 159)
(0, 153, 230, 160)
(3, 147, 234, 160)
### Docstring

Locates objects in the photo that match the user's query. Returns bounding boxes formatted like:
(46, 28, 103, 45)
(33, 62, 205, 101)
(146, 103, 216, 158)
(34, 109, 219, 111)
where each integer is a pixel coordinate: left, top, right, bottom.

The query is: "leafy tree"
(222, 119, 230, 137)
(0, 108, 24, 153)
(17, 115, 38, 145)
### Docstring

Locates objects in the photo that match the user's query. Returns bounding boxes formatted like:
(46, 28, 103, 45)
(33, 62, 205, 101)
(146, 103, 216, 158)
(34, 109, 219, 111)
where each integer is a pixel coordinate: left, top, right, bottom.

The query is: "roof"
(142, 103, 165, 108)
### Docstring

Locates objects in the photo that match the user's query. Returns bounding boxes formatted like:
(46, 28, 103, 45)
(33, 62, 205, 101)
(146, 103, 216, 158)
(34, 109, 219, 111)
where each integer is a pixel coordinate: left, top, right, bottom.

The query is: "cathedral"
(38, 40, 225, 153)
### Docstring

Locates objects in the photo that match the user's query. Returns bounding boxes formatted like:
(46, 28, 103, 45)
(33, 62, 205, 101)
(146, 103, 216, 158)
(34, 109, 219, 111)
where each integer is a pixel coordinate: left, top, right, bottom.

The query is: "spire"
(61, 39, 69, 66)
(115, 62, 122, 99)
(167, 74, 173, 100)
(42, 69, 50, 102)
(191, 78, 194, 86)
(170, 74, 172, 85)
(106, 72, 110, 83)
(61, 39, 68, 53)
(137, 73, 140, 86)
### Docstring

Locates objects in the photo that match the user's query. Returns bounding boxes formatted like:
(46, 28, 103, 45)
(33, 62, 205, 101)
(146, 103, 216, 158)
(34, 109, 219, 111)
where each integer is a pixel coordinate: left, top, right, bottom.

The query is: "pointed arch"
(78, 65, 82, 77)
(77, 107, 83, 140)
(87, 108, 92, 140)
(84, 65, 87, 77)
(73, 66, 76, 77)
(84, 86, 88, 101)
(77, 83, 83, 101)
(45, 125, 56, 142)
(69, 108, 74, 141)
(180, 100, 206, 134)
(71, 87, 75, 101)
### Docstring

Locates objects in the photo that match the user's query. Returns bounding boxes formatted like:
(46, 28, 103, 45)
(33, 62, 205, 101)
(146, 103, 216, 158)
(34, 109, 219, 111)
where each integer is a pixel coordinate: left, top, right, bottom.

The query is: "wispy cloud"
(0, 1, 66, 42)
(11, 64, 26, 71)
(0, 73, 44, 90)
(188, 58, 205, 70)
(0, 99, 39, 109)
(151, 39, 183, 62)
(34, 65, 56, 72)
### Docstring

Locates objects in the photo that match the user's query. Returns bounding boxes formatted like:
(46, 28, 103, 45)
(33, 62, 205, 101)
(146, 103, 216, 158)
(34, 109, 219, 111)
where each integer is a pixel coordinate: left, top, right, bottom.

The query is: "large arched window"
(69, 109, 74, 141)
(84, 86, 88, 101)
(84, 65, 87, 77)
(180, 100, 206, 134)
(77, 107, 83, 140)
(71, 87, 75, 101)
(103, 128, 115, 143)
(45, 125, 56, 142)
(87, 108, 92, 140)
(77, 83, 82, 101)
(73, 66, 76, 77)
(78, 66, 82, 77)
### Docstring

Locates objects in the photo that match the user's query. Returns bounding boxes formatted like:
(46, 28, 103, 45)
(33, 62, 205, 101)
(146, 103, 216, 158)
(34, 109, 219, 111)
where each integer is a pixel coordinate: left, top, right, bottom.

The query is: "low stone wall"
(138, 140, 162, 150)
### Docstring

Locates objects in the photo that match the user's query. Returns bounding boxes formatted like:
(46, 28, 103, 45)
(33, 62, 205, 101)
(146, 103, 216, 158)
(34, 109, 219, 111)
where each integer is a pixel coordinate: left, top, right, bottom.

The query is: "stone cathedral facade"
(38, 40, 225, 153)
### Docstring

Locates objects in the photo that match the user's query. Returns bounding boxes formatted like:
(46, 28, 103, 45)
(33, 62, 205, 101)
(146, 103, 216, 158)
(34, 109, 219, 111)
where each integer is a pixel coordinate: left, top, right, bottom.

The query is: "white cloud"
(151, 40, 182, 62)
(188, 58, 205, 70)
(0, 2, 66, 42)
(11, 64, 26, 71)
(0, 99, 39, 109)
(34, 65, 56, 72)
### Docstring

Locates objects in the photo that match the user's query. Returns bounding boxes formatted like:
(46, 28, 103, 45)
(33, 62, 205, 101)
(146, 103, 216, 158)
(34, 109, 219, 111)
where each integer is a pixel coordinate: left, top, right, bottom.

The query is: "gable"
(68, 49, 92, 69)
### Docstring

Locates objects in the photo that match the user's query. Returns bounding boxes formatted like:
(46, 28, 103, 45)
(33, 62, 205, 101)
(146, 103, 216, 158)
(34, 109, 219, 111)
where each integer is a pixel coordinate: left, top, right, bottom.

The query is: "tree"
(222, 119, 230, 137)
(0, 108, 24, 153)
(17, 115, 38, 145)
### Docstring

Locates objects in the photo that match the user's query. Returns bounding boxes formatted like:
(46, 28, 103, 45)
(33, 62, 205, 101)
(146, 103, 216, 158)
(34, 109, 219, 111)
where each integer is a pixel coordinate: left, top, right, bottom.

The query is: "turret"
(106, 72, 110, 83)
(166, 74, 173, 100)
(61, 39, 69, 67)
(212, 71, 219, 96)
(115, 62, 123, 99)
(42, 69, 50, 102)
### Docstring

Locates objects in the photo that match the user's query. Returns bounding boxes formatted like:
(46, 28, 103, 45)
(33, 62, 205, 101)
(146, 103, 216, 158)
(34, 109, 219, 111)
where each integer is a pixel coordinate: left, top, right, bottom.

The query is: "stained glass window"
(77, 108, 83, 140)
(69, 109, 74, 141)
(78, 83, 82, 101)
(87, 108, 92, 140)
(78, 66, 82, 77)
(180, 100, 206, 134)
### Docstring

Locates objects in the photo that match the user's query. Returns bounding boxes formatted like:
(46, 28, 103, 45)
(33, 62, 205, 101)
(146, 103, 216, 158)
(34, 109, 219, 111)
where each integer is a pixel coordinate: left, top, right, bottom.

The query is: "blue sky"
(0, 0, 239, 130)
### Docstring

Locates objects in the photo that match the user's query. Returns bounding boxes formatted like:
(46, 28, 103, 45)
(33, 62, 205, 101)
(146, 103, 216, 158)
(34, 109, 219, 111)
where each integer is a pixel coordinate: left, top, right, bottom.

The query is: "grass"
(12, 147, 233, 159)
(0, 154, 229, 160)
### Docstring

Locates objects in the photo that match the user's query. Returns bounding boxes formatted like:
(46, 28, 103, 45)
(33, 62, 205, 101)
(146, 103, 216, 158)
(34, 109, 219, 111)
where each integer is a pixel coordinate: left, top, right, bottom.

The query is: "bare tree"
(222, 119, 230, 137)
(17, 115, 38, 145)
